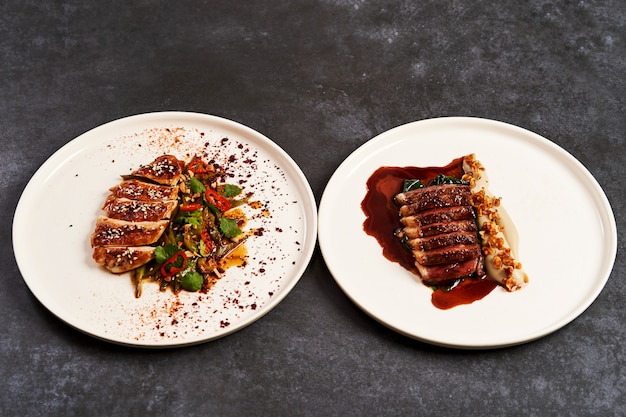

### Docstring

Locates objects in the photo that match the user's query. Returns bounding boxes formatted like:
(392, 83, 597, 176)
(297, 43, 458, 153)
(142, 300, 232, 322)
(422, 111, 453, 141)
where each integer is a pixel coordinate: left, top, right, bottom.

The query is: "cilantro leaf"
(175, 209, 203, 227)
(154, 243, 180, 264)
(189, 177, 206, 194)
(180, 271, 203, 292)
(221, 184, 242, 197)
(219, 217, 242, 238)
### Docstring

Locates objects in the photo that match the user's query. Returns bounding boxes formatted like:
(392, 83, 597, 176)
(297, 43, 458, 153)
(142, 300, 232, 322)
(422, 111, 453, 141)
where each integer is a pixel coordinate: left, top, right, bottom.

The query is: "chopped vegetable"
(402, 175, 468, 192)
(187, 156, 210, 174)
(155, 243, 180, 264)
(219, 217, 242, 238)
(175, 209, 203, 227)
(205, 189, 232, 212)
(127, 155, 253, 297)
(221, 184, 242, 197)
(189, 177, 206, 194)
(201, 229, 214, 254)
(180, 203, 201, 211)
(429, 174, 469, 186)
(403, 179, 425, 192)
(180, 271, 203, 291)
(161, 251, 187, 277)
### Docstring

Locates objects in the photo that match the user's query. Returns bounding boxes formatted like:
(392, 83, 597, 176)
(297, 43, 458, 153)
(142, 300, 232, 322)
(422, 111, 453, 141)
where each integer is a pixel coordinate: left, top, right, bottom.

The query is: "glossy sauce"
(219, 244, 248, 269)
(361, 157, 497, 310)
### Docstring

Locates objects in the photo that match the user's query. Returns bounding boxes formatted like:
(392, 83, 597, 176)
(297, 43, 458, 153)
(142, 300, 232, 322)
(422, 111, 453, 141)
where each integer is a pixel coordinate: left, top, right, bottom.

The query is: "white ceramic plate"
(13, 112, 317, 347)
(318, 117, 617, 349)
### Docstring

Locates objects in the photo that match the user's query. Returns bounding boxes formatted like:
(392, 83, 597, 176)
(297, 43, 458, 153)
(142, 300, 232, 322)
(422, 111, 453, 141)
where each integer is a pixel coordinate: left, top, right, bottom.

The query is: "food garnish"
(461, 154, 528, 291)
(91, 154, 253, 298)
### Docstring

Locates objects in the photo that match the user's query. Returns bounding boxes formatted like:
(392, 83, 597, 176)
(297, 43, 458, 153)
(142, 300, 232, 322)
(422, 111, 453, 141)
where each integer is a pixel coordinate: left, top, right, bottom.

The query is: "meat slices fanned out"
(125, 154, 185, 186)
(92, 154, 185, 274)
(91, 216, 169, 247)
(102, 196, 177, 222)
(92, 246, 155, 273)
(110, 179, 179, 201)
(396, 183, 483, 286)
(394, 155, 529, 292)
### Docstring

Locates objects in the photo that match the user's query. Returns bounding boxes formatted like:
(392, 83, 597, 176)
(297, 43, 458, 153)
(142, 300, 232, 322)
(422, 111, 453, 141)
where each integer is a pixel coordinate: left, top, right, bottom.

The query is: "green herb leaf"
(180, 271, 203, 292)
(400, 234, 412, 250)
(164, 252, 185, 272)
(154, 243, 180, 264)
(219, 217, 242, 238)
(402, 179, 425, 192)
(428, 174, 469, 186)
(175, 209, 203, 228)
(189, 177, 206, 194)
(221, 184, 242, 197)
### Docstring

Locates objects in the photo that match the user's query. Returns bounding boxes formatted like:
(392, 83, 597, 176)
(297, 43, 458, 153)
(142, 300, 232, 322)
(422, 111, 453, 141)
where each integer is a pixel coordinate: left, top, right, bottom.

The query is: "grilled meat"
(395, 183, 484, 286)
(109, 179, 179, 201)
(91, 155, 184, 273)
(91, 216, 169, 247)
(92, 246, 156, 273)
(102, 196, 177, 222)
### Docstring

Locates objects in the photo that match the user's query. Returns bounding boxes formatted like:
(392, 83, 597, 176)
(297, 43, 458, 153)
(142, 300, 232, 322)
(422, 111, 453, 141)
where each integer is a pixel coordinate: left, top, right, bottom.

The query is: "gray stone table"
(2, 1, 624, 416)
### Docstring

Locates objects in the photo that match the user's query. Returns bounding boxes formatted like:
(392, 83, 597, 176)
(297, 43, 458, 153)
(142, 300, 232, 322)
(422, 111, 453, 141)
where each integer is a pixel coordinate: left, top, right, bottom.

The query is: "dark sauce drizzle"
(361, 157, 497, 310)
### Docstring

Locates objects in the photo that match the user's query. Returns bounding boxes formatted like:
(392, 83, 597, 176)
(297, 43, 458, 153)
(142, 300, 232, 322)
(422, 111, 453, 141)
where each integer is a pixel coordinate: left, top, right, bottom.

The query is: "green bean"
(133, 264, 147, 298)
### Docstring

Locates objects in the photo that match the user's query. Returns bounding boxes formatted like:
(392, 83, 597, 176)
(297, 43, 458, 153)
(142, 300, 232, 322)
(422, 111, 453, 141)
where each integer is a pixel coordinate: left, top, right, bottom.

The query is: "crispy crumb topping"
(464, 154, 523, 281)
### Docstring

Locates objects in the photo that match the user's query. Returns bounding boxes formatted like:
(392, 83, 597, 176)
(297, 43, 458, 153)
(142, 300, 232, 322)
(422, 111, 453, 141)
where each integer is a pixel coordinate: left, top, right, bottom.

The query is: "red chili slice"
(180, 203, 201, 211)
(201, 229, 214, 254)
(187, 156, 209, 174)
(161, 251, 187, 277)
(205, 189, 231, 212)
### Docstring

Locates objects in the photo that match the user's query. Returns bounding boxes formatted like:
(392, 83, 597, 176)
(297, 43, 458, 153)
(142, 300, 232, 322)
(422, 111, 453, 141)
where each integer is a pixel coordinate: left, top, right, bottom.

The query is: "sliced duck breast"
(395, 184, 472, 213)
(396, 182, 483, 286)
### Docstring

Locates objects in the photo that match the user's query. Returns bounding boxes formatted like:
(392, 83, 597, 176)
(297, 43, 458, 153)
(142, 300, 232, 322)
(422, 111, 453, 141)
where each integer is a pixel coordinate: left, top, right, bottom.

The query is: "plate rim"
(318, 116, 617, 349)
(13, 111, 318, 347)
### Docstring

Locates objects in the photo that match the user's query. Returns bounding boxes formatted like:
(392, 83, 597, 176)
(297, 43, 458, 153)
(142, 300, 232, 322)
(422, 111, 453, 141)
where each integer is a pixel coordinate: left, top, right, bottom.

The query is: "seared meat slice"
(411, 244, 482, 266)
(91, 216, 168, 247)
(396, 183, 483, 286)
(402, 219, 477, 238)
(91, 155, 187, 278)
(110, 180, 179, 201)
(125, 154, 185, 186)
(102, 196, 177, 222)
(415, 259, 481, 285)
(399, 205, 475, 226)
(396, 184, 472, 213)
(92, 246, 155, 273)
(407, 231, 478, 252)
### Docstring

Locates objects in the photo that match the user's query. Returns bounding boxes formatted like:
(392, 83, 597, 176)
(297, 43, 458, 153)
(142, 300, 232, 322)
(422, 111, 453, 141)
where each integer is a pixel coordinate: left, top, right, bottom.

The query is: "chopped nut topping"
(464, 154, 523, 276)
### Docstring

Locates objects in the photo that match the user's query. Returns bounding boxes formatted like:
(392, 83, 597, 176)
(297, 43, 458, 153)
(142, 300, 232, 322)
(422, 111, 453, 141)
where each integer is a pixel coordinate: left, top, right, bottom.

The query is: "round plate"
(318, 117, 617, 349)
(13, 112, 317, 347)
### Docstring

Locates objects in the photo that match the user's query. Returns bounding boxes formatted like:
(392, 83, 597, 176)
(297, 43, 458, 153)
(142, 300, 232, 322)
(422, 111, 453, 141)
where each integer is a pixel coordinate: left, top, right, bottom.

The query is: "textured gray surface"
(2, 1, 625, 416)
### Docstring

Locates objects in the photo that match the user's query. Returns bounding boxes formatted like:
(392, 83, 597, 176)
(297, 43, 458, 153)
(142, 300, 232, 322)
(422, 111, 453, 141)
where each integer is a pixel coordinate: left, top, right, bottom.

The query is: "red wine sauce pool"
(361, 157, 497, 310)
